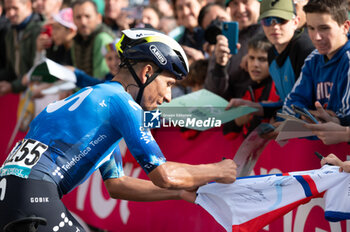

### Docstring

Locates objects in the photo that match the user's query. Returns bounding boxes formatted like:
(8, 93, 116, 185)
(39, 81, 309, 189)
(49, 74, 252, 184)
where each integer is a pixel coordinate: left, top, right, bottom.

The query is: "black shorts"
(0, 175, 85, 232)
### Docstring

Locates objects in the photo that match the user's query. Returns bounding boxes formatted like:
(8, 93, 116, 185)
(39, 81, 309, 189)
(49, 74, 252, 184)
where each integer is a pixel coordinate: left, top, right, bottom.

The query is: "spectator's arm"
(204, 55, 230, 95)
(11, 78, 27, 93)
(33, 50, 46, 65)
(305, 122, 350, 145)
(226, 98, 264, 116)
(74, 68, 104, 88)
(260, 101, 284, 118)
(204, 35, 231, 96)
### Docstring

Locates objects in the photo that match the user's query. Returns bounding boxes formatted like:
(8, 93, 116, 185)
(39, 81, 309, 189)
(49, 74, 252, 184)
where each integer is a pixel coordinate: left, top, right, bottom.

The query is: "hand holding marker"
(315, 151, 333, 166)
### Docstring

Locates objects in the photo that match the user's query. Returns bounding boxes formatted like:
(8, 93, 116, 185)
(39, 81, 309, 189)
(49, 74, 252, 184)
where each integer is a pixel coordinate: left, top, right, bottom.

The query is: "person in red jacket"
(224, 34, 280, 139)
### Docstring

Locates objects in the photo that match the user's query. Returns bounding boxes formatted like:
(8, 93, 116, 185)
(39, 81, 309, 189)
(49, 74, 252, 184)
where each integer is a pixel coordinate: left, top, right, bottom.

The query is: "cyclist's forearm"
(104, 176, 181, 201)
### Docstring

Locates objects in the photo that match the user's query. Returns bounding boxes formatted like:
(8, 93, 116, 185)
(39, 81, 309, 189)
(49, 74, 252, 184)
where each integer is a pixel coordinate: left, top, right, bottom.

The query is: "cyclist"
(0, 28, 237, 232)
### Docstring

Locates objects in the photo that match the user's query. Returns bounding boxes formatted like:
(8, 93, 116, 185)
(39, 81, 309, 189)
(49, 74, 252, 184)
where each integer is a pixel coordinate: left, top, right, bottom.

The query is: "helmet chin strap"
(125, 60, 163, 105)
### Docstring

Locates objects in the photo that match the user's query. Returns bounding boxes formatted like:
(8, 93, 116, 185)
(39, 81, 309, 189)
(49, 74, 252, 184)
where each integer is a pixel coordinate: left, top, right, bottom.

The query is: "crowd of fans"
(1, 0, 350, 230)
(2, 0, 350, 163)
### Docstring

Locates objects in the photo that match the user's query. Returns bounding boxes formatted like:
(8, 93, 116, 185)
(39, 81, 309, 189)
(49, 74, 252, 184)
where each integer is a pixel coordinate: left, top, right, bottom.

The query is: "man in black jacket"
(0, 0, 43, 96)
(0, 1, 10, 71)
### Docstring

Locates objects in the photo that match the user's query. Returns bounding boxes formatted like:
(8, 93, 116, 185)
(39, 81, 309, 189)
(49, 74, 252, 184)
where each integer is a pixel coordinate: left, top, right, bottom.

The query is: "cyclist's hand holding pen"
(316, 152, 350, 173)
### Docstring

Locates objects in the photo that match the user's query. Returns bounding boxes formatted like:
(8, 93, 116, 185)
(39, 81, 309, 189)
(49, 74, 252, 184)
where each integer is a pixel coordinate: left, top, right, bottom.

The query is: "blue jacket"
(283, 35, 350, 125)
(269, 28, 314, 101)
(261, 28, 314, 118)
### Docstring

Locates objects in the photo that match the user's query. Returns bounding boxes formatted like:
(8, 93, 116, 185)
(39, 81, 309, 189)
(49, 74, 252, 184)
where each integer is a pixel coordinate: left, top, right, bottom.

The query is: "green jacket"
(0, 13, 43, 93)
(72, 23, 115, 79)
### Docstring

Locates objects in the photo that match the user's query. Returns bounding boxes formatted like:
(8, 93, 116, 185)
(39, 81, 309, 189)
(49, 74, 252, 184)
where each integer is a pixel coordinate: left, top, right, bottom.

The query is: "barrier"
(1, 94, 350, 232)
(62, 128, 350, 232)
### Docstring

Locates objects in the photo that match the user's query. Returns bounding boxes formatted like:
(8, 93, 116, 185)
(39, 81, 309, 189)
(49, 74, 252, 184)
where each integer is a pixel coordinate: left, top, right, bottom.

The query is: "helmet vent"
(172, 63, 183, 78)
(174, 50, 187, 71)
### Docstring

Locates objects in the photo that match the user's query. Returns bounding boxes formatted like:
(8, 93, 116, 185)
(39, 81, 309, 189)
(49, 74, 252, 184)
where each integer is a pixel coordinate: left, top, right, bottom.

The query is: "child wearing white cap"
(21, 8, 77, 118)
(35, 8, 77, 66)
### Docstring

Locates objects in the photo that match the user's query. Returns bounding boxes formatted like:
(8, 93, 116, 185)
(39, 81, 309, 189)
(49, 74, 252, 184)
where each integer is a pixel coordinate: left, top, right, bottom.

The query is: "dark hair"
(303, 0, 348, 25)
(198, 2, 225, 28)
(143, 4, 162, 19)
(178, 59, 208, 87)
(248, 33, 272, 53)
(71, 0, 98, 14)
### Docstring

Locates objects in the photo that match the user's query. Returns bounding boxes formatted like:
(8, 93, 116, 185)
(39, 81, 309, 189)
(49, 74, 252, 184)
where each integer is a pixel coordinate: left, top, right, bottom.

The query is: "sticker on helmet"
(149, 45, 167, 65)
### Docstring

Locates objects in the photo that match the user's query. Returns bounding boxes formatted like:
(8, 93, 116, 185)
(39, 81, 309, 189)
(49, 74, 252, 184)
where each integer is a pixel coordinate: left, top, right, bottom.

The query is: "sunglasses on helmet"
(261, 17, 288, 27)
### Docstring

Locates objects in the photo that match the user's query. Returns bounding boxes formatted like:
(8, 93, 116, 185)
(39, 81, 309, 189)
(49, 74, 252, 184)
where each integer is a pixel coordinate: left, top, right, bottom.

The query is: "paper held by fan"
(28, 58, 76, 83)
(275, 114, 314, 141)
(157, 89, 258, 131)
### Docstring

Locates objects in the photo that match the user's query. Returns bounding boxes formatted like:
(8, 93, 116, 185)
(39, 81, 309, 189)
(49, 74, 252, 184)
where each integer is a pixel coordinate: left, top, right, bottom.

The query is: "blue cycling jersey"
(0, 82, 166, 196)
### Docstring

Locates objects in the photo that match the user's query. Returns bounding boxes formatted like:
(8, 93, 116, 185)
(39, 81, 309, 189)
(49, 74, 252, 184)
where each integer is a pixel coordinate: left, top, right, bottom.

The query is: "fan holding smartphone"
(222, 22, 239, 54)
(204, 19, 239, 55)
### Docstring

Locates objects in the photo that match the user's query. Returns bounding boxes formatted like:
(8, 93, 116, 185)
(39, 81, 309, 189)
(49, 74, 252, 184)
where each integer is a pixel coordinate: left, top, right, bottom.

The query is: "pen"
(292, 105, 319, 124)
(315, 151, 333, 165)
(314, 151, 324, 160)
(301, 106, 319, 124)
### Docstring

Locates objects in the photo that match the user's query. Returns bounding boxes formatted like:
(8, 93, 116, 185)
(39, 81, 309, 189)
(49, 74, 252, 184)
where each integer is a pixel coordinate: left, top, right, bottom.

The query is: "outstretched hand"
(226, 98, 264, 116)
(309, 101, 339, 123)
(214, 159, 237, 184)
(321, 153, 350, 173)
(178, 158, 239, 202)
(304, 121, 350, 145)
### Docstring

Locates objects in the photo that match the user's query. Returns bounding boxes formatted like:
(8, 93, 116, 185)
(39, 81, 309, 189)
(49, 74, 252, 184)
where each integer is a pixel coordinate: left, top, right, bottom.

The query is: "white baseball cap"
(53, 8, 77, 30)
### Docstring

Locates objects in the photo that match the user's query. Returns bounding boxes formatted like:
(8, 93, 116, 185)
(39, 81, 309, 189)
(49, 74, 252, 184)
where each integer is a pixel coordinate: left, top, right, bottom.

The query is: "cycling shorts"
(0, 175, 85, 232)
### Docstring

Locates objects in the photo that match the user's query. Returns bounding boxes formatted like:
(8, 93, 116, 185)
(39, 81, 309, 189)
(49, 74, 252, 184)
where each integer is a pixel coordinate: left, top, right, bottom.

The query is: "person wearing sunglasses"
(226, 0, 314, 139)
(259, 0, 314, 103)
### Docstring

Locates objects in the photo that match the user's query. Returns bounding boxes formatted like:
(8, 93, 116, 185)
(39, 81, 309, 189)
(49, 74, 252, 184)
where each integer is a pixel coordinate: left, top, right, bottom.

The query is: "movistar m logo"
(149, 45, 167, 65)
(46, 88, 93, 113)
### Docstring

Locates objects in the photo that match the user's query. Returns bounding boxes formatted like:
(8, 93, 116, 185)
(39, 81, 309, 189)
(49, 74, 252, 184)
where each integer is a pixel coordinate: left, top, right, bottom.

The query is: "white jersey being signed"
(196, 165, 350, 232)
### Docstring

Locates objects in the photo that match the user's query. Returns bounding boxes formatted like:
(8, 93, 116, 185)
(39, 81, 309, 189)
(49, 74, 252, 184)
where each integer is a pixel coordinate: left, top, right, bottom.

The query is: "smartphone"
(222, 22, 239, 54)
(291, 105, 319, 124)
(40, 24, 52, 38)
